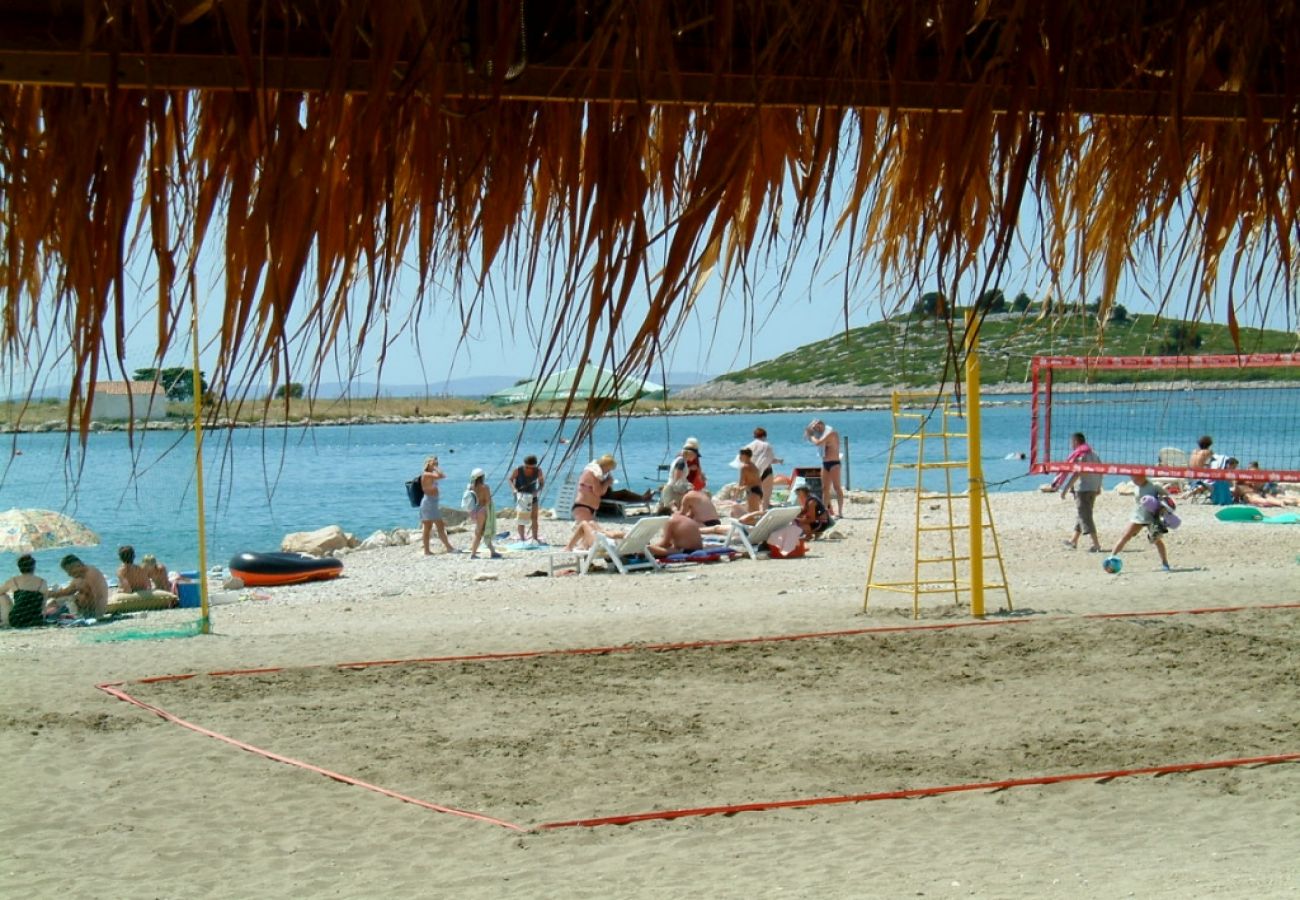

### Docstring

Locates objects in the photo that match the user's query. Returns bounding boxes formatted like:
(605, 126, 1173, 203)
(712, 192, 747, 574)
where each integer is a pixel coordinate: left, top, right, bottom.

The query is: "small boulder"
(715, 482, 744, 502)
(438, 507, 470, 527)
(360, 528, 413, 550)
(359, 530, 395, 550)
(281, 524, 354, 555)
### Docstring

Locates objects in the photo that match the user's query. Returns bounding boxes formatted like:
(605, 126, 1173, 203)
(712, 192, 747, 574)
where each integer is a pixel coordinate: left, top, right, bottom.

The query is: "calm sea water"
(1, 392, 1290, 576)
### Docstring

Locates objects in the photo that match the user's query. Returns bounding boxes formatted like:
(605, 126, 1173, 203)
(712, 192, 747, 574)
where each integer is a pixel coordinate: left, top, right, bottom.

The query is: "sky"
(8, 169, 1300, 400)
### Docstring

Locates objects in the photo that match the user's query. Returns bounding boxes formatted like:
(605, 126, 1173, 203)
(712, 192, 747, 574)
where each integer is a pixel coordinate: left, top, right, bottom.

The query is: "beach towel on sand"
(1214, 507, 1299, 524)
(660, 547, 740, 564)
(1215, 506, 1263, 522)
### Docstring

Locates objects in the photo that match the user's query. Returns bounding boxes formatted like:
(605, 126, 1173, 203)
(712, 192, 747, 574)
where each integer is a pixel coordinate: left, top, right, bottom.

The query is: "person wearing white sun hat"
(464, 468, 501, 559)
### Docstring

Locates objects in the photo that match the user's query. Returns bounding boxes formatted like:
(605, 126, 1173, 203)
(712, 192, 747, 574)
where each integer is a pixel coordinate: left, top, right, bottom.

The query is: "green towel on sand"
(1215, 506, 1263, 522)
(1215, 506, 1299, 524)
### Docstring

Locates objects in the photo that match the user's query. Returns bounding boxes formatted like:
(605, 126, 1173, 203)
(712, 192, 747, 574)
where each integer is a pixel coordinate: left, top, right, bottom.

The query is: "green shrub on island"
(715, 311, 1299, 388)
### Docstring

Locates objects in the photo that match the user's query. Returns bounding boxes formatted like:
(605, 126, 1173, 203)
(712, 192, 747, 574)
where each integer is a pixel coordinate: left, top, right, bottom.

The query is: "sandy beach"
(3, 489, 1299, 898)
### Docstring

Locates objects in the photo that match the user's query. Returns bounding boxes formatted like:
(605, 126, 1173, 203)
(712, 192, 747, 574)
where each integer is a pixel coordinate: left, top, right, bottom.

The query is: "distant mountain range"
(9, 371, 715, 401)
(315, 370, 711, 398)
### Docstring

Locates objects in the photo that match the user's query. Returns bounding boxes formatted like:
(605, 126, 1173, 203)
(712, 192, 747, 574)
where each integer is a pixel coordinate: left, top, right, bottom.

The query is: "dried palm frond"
(0, 1, 1297, 438)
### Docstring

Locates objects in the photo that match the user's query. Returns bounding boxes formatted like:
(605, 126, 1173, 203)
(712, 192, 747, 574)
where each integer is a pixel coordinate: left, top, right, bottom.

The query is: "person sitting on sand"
(793, 482, 834, 540)
(0, 554, 50, 628)
(680, 437, 707, 491)
(647, 512, 704, 559)
(562, 520, 627, 552)
(1108, 474, 1173, 571)
(419, 456, 457, 555)
(465, 468, 502, 559)
(511, 454, 546, 543)
(573, 455, 615, 522)
(660, 438, 706, 513)
(1234, 479, 1300, 507)
(680, 490, 730, 535)
(110, 545, 178, 611)
(47, 554, 110, 619)
(1246, 461, 1281, 497)
(139, 554, 171, 591)
(737, 447, 763, 515)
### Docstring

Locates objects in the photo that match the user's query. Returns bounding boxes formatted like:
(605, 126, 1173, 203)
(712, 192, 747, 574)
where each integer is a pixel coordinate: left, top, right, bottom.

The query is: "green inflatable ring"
(1215, 506, 1264, 522)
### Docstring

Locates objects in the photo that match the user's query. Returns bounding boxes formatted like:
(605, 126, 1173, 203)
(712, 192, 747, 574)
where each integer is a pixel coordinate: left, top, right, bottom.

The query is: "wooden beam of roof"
(0, 50, 1289, 122)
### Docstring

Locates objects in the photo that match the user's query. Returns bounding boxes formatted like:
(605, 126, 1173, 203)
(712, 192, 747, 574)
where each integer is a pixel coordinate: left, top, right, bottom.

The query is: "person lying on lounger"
(562, 521, 628, 552)
(647, 513, 704, 558)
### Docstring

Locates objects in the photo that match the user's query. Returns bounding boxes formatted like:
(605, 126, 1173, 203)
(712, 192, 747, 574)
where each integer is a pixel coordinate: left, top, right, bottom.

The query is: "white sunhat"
(682, 436, 701, 451)
(470, 468, 485, 481)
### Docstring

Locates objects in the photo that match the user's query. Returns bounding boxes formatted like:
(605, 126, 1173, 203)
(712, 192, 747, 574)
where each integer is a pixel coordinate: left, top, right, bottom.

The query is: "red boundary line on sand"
(537, 751, 1300, 829)
(95, 602, 1300, 832)
(95, 681, 528, 832)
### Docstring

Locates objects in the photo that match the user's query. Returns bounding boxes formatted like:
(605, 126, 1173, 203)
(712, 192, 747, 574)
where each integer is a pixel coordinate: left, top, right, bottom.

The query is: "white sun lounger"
(581, 516, 670, 575)
(723, 506, 803, 560)
(551, 474, 578, 521)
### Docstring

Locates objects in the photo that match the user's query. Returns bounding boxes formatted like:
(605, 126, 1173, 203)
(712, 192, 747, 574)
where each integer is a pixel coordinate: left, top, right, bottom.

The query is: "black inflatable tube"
(228, 552, 343, 586)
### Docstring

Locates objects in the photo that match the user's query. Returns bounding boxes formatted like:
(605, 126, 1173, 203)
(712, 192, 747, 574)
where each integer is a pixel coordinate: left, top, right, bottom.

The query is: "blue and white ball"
(1102, 555, 1123, 575)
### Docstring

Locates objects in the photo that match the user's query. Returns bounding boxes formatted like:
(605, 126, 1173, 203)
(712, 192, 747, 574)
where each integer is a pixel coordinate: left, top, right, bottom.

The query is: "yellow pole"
(965, 312, 985, 619)
(189, 300, 211, 635)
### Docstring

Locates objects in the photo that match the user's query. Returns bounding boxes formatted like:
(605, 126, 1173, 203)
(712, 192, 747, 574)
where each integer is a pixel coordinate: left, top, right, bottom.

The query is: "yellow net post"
(965, 313, 985, 618)
(189, 300, 211, 635)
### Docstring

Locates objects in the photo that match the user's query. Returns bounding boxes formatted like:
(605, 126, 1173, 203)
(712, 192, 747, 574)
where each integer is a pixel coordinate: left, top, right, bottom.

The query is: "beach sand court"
(3, 491, 1299, 898)
(122, 614, 1299, 827)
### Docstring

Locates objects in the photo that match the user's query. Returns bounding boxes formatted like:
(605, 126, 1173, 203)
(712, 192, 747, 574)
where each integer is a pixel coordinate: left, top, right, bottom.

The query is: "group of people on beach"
(417, 454, 550, 559)
(413, 417, 849, 564)
(565, 419, 844, 559)
(0, 544, 177, 629)
(1052, 429, 1298, 575)
(1053, 431, 1179, 570)
(1184, 435, 1296, 507)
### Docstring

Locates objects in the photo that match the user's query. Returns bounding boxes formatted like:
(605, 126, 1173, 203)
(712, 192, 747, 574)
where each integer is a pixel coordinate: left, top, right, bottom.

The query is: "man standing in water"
(806, 419, 844, 518)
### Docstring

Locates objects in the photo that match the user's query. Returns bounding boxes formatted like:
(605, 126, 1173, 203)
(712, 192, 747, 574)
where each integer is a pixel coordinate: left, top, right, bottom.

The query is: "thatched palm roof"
(1, 2, 1298, 431)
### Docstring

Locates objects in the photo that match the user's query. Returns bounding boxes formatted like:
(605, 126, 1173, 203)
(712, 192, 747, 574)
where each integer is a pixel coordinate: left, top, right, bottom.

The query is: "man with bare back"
(680, 489, 729, 534)
(647, 513, 704, 558)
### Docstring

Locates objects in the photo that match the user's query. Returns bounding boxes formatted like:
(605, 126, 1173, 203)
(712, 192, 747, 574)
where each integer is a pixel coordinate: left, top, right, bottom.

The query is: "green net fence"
(80, 616, 209, 643)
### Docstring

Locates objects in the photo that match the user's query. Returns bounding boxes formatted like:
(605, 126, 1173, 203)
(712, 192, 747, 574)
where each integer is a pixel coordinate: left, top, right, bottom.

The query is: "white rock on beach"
(280, 524, 357, 555)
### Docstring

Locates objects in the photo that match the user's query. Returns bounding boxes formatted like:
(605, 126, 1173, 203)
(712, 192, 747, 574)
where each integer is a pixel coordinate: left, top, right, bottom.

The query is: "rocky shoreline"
(1, 377, 1276, 434)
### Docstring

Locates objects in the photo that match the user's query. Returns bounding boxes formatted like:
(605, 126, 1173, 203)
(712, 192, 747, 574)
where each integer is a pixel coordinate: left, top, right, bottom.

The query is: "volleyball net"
(1028, 353, 1300, 483)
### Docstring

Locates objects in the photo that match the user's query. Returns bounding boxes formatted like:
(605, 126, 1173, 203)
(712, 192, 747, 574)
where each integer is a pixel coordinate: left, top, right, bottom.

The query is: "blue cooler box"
(176, 581, 202, 608)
